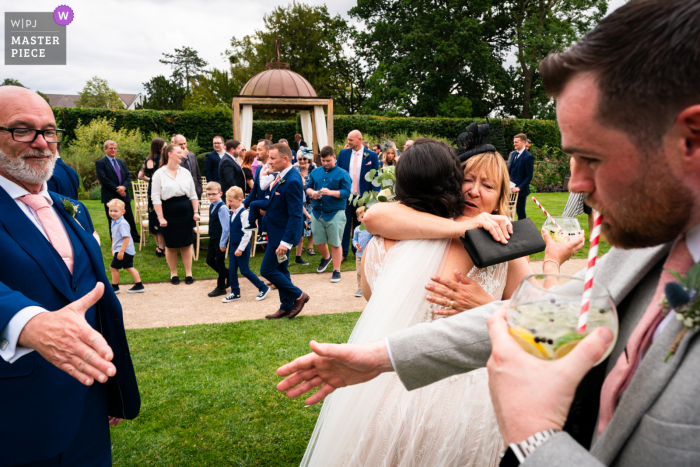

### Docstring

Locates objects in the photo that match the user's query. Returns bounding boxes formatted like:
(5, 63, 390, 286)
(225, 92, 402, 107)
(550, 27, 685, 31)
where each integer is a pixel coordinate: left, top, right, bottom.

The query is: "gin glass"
(542, 217, 581, 242)
(507, 274, 618, 364)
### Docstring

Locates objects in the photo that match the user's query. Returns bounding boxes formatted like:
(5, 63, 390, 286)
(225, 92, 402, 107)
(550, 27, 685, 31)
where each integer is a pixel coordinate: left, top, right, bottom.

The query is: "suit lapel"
(0, 188, 74, 302)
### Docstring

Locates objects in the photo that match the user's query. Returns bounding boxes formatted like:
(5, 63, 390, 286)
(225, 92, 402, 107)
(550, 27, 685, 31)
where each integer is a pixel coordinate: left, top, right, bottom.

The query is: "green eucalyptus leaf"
(378, 195, 388, 202)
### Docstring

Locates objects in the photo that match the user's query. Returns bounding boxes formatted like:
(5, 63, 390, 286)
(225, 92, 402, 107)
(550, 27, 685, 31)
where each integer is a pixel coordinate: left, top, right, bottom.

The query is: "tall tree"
(223, 1, 364, 114)
(184, 68, 239, 111)
(350, 0, 513, 117)
(141, 75, 187, 110)
(74, 76, 124, 109)
(159, 46, 208, 94)
(511, 0, 607, 118)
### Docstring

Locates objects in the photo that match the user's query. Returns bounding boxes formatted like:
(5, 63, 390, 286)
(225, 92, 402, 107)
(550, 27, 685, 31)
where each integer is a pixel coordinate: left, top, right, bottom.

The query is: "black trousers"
(104, 201, 140, 242)
(341, 202, 359, 257)
(515, 190, 528, 220)
(206, 236, 228, 289)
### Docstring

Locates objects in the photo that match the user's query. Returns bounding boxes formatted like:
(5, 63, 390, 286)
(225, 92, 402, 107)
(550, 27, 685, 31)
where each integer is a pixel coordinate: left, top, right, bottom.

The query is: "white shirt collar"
(217, 150, 225, 157)
(279, 165, 294, 179)
(0, 174, 52, 205)
(106, 154, 116, 160)
(686, 222, 700, 263)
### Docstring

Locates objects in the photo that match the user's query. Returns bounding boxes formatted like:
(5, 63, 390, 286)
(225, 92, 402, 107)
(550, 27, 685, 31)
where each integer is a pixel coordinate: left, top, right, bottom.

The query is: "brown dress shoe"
(288, 292, 310, 319)
(265, 308, 291, 319)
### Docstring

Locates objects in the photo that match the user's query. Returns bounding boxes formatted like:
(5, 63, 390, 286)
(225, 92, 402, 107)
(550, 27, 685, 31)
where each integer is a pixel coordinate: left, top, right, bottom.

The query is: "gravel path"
(118, 259, 588, 330)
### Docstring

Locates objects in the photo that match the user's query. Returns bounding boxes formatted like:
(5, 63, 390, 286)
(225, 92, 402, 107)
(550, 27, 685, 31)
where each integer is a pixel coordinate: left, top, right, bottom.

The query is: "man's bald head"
(0, 86, 57, 188)
(347, 130, 363, 151)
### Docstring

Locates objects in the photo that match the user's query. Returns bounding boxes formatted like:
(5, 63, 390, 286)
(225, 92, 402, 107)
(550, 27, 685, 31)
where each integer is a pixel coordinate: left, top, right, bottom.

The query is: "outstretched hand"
(18, 283, 116, 387)
(277, 339, 393, 405)
(460, 213, 512, 244)
(543, 229, 585, 265)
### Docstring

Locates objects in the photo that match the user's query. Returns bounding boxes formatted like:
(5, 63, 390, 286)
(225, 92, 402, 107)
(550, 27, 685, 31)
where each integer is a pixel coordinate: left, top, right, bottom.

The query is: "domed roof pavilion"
(232, 41, 333, 155)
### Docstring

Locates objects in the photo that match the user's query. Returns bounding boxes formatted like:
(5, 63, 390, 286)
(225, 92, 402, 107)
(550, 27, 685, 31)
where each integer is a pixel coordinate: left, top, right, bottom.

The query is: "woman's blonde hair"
(461, 151, 511, 216)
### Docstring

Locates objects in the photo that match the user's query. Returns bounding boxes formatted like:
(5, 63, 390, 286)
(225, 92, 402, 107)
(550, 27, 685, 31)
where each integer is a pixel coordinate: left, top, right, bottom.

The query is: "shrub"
(90, 185, 101, 200)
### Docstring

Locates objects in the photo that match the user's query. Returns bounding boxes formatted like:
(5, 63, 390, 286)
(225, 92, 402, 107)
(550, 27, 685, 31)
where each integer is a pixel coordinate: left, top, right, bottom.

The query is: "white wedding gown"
(301, 237, 508, 467)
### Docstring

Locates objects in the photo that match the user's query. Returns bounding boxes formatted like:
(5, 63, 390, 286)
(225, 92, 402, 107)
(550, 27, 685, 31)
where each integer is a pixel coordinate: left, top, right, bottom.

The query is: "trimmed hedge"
(53, 108, 562, 155)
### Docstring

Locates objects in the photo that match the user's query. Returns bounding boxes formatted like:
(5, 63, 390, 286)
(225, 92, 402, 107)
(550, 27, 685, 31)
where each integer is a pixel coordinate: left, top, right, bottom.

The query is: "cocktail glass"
(507, 274, 618, 364)
(542, 217, 581, 242)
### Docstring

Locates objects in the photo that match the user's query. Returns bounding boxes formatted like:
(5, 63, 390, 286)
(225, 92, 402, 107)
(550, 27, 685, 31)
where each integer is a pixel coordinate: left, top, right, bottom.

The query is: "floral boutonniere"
(363, 149, 369, 160)
(660, 262, 700, 362)
(279, 178, 286, 185)
(62, 198, 85, 230)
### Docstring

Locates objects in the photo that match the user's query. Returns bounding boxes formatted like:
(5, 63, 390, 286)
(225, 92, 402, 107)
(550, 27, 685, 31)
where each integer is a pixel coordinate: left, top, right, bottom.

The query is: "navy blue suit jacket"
(47, 158, 80, 200)
(508, 149, 534, 192)
(95, 156, 131, 203)
(264, 168, 303, 247)
(0, 189, 140, 466)
(336, 148, 380, 196)
(204, 151, 222, 183)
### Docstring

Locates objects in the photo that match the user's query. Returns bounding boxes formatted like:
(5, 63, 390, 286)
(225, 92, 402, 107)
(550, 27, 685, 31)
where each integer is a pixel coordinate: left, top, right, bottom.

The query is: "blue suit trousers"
(229, 243, 266, 294)
(260, 242, 302, 311)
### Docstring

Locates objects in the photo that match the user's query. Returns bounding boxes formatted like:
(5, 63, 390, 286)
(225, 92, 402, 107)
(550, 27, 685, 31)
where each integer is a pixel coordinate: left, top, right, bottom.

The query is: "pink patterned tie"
(20, 194, 74, 274)
(597, 237, 693, 435)
(270, 173, 281, 189)
(350, 151, 359, 194)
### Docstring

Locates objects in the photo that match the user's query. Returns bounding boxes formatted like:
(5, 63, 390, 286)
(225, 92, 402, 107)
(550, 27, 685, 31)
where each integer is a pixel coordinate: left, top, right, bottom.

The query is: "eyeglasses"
(0, 127, 66, 143)
(205, 192, 220, 197)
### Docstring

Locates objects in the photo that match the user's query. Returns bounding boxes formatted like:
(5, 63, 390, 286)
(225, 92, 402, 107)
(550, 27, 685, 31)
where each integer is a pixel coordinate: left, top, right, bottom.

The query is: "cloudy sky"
(1, 0, 627, 96)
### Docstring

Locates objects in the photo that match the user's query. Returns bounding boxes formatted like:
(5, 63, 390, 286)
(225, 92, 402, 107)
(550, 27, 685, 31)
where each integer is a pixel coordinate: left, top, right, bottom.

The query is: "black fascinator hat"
(455, 119, 497, 163)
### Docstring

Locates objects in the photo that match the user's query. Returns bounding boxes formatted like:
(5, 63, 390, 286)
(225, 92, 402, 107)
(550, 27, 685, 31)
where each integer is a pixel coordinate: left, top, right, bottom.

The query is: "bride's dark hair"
(394, 138, 464, 218)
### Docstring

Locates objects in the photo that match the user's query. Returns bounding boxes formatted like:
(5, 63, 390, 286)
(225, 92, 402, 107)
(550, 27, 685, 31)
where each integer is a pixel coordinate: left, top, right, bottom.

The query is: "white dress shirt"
(230, 206, 253, 251)
(0, 175, 70, 363)
(216, 150, 225, 160)
(385, 222, 700, 371)
(350, 149, 363, 195)
(150, 166, 199, 204)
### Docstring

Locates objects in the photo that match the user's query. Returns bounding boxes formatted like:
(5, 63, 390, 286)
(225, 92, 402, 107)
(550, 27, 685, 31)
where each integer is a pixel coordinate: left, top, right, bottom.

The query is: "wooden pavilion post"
(232, 98, 241, 141)
(326, 99, 334, 150)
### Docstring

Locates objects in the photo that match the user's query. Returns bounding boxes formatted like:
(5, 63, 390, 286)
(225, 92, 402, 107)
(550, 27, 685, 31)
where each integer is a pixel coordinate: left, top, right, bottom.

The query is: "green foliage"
(224, 1, 364, 114)
(529, 145, 570, 190)
(184, 68, 238, 111)
(1, 78, 25, 87)
(90, 185, 101, 200)
(159, 46, 208, 94)
(141, 76, 187, 111)
(74, 76, 125, 109)
(350, 167, 396, 215)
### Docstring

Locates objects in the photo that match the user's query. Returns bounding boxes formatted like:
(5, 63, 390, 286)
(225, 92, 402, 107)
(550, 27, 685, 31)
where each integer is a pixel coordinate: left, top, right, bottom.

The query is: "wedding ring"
(449, 300, 454, 309)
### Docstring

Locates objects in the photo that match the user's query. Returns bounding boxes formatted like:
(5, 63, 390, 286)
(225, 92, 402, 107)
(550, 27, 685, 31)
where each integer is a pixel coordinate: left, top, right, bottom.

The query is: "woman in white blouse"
(152, 144, 200, 285)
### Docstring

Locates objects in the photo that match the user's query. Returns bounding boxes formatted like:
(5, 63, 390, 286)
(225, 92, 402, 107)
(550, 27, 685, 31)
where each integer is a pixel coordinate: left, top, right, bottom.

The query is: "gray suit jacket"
(388, 241, 700, 466)
(180, 151, 203, 198)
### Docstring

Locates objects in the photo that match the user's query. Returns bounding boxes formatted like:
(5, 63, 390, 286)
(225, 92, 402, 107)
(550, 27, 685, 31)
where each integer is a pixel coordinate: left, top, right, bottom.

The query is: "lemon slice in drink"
(553, 333, 586, 359)
(509, 328, 549, 359)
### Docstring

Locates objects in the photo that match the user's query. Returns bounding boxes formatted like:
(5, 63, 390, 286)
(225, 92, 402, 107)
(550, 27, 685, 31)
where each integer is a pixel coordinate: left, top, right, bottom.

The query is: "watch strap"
(509, 429, 561, 463)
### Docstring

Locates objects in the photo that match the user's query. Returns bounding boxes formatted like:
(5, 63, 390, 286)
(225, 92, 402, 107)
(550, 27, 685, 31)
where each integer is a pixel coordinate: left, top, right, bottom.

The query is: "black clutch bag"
(459, 218, 545, 268)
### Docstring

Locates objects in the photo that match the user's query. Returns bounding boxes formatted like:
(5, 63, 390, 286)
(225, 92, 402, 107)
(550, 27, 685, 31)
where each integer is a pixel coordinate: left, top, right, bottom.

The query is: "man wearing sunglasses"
(0, 86, 140, 466)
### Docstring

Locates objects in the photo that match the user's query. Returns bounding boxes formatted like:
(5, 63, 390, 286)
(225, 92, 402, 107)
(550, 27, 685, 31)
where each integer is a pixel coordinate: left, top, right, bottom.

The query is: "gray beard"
(0, 148, 56, 185)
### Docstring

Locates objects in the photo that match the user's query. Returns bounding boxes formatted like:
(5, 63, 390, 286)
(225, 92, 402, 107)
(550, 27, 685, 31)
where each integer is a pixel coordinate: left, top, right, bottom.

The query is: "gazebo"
(231, 43, 333, 156)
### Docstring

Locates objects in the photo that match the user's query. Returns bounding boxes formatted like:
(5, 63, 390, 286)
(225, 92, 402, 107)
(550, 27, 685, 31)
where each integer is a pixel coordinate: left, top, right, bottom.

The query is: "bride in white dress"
(300, 139, 538, 467)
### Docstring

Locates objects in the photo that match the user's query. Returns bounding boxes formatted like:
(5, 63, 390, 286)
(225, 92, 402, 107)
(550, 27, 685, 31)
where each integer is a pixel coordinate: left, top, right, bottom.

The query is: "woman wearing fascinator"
(299, 124, 583, 467)
(381, 141, 398, 167)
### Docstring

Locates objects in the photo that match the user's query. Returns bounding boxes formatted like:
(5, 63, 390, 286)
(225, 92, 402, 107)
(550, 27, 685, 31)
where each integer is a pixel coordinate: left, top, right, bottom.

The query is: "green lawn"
(111, 313, 360, 466)
(85, 193, 608, 282)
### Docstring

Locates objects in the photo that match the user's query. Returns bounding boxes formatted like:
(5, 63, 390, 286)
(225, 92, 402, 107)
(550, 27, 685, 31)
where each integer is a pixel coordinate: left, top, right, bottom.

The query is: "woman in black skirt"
(138, 137, 166, 256)
(151, 144, 201, 284)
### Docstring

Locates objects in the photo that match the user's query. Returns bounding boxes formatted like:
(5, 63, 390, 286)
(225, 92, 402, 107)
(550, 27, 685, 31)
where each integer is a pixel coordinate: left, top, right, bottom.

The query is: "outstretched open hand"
(277, 340, 393, 405)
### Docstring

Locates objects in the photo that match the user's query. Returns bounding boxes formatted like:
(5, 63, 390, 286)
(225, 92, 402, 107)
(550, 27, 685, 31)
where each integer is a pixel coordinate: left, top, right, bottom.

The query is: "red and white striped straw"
(531, 196, 563, 231)
(578, 211, 603, 332)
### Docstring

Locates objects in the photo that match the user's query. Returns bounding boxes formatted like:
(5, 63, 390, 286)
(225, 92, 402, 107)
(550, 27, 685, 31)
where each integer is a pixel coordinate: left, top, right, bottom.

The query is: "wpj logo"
(5, 12, 68, 65)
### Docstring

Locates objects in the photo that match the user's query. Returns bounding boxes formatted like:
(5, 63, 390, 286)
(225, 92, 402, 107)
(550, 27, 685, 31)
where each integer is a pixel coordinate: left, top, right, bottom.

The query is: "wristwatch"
(500, 429, 560, 466)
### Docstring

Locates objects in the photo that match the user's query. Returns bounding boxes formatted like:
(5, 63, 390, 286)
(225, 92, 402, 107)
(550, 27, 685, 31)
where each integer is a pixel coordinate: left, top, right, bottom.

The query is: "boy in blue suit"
(336, 130, 380, 259)
(508, 133, 534, 220)
(259, 144, 310, 319)
(0, 86, 139, 466)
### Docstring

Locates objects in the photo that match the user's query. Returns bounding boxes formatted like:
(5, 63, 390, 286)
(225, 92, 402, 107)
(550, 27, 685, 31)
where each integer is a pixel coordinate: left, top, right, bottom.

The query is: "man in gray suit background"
(277, 1, 700, 465)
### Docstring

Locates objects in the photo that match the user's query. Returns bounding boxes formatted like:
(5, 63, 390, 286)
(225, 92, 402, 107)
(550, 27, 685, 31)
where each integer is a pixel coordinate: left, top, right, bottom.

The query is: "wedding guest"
(220, 139, 246, 203)
(138, 137, 166, 257)
(403, 139, 415, 151)
(295, 151, 316, 262)
(372, 143, 382, 154)
(525, 138, 532, 151)
(203, 182, 230, 297)
(337, 130, 380, 260)
(95, 140, 140, 243)
(243, 139, 273, 234)
(508, 133, 534, 219)
(306, 146, 352, 282)
(173, 134, 203, 199)
(241, 150, 256, 194)
(151, 144, 200, 285)
(107, 199, 144, 294)
(382, 143, 398, 167)
(251, 144, 260, 174)
(276, 1, 700, 465)
(362, 141, 369, 150)
(221, 186, 270, 303)
(0, 85, 140, 466)
(352, 206, 372, 297)
(204, 135, 226, 183)
(47, 152, 79, 199)
(291, 133, 306, 152)
(278, 138, 297, 163)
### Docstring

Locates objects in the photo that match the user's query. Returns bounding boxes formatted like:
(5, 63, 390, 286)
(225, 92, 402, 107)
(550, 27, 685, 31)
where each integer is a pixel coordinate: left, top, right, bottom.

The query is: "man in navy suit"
(336, 130, 380, 259)
(204, 135, 226, 183)
(95, 141, 141, 242)
(219, 139, 246, 203)
(259, 143, 310, 320)
(47, 153, 80, 199)
(508, 133, 534, 220)
(243, 139, 272, 239)
(0, 86, 140, 466)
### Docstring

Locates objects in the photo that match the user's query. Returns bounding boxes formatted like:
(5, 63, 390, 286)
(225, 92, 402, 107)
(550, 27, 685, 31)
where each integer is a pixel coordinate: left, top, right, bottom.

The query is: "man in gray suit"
(277, 1, 700, 465)
(174, 134, 203, 199)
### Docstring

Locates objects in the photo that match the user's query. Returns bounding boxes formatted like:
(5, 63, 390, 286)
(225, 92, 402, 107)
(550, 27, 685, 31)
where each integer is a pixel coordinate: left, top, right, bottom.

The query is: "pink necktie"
(597, 237, 693, 435)
(270, 173, 281, 189)
(350, 151, 359, 193)
(20, 194, 74, 274)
